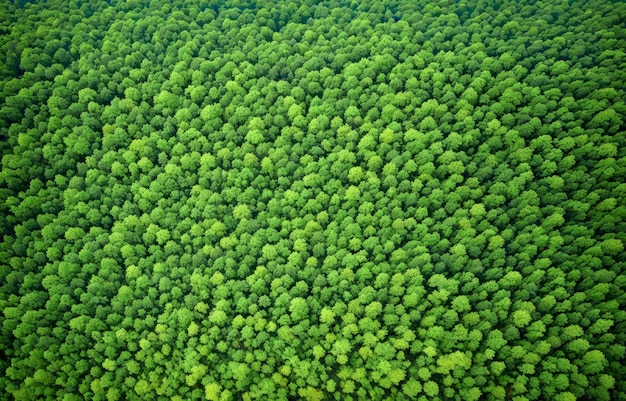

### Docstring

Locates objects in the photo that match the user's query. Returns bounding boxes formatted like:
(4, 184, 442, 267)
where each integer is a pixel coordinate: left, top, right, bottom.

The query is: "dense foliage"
(1, 0, 625, 400)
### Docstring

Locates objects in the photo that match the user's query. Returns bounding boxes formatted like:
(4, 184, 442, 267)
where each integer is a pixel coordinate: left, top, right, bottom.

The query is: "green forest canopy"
(0, 0, 625, 400)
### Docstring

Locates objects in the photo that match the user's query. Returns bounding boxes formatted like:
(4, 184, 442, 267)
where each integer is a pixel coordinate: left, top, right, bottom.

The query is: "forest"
(0, 0, 625, 400)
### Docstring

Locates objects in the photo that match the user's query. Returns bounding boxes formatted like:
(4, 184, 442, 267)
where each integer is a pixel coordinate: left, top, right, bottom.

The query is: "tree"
(581, 350, 608, 375)
(402, 378, 422, 397)
(423, 381, 439, 397)
(512, 310, 532, 327)
(1, 1, 625, 400)
(205, 383, 222, 401)
(289, 298, 309, 321)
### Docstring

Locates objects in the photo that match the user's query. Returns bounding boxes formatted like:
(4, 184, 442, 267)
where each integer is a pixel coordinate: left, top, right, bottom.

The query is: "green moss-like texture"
(1, 0, 625, 400)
